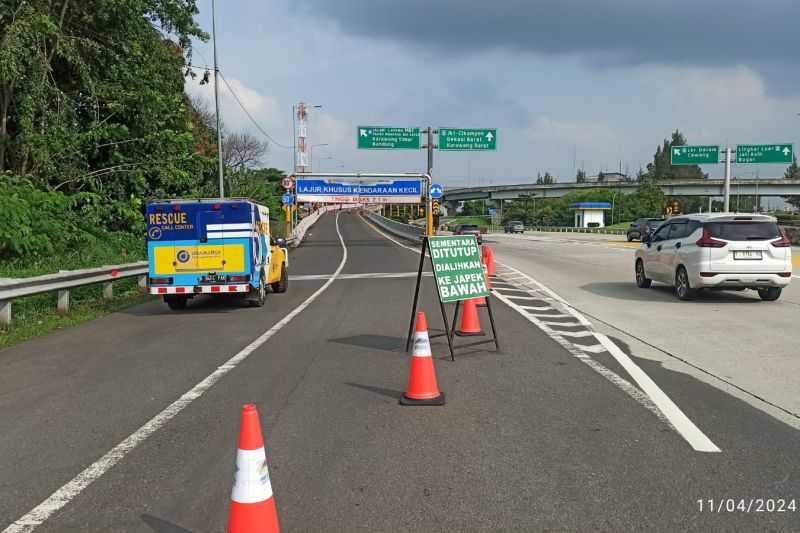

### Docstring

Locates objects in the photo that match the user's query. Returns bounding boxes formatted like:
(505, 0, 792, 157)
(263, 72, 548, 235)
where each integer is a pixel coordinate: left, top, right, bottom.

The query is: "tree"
(0, 0, 211, 202)
(645, 130, 705, 181)
(223, 131, 269, 170)
(575, 169, 586, 183)
(622, 178, 666, 220)
(783, 156, 800, 208)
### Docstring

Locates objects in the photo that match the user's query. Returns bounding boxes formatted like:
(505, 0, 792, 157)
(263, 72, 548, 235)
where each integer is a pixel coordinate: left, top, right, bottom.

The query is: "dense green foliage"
(0, 2, 286, 274)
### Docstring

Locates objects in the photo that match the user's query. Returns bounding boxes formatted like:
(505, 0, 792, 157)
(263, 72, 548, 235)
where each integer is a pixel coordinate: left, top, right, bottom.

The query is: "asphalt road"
(1, 214, 799, 532)
(488, 231, 800, 426)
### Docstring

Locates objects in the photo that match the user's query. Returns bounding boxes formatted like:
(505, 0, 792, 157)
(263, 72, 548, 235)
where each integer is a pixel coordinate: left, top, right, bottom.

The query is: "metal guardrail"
(522, 226, 627, 236)
(362, 211, 425, 242)
(0, 262, 148, 326)
(0, 209, 341, 327)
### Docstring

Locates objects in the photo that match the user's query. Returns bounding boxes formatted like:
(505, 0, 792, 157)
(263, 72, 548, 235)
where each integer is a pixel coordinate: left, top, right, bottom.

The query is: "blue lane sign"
(295, 179, 422, 204)
(282, 193, 294, 205)
(429, 183, 444, 199)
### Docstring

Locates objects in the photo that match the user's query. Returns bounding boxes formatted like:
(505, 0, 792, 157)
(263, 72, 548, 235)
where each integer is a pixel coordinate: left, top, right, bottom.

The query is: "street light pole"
(309, 143, 329, 172)
(211, 0, 224, 198)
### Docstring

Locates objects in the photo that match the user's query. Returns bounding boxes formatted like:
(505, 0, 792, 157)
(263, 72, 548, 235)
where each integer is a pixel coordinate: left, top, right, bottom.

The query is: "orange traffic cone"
(482, 245, 497, 277)
(227, 404, 280, 533)
(400, 312, 445, 406)
(456, 298, 485, 337)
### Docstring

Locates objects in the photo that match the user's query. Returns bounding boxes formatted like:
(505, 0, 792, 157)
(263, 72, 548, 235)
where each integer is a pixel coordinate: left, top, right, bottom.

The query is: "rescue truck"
(145, 199, 288, 310)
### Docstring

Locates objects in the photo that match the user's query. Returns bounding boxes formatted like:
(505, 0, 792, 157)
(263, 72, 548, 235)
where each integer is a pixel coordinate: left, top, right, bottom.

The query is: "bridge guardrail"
(0, 262, 149, 327)
(362, 210, 425, 242)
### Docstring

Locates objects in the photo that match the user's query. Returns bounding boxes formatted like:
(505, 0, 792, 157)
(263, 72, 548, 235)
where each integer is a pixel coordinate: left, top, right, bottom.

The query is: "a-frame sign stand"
(405, 236, 500, 361)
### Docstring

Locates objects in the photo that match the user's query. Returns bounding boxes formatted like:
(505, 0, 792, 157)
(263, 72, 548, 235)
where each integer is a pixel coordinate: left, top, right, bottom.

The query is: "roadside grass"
(441, 216, 492, 227)
(0, 278, 153, 351)
(0, 232, 145, 278)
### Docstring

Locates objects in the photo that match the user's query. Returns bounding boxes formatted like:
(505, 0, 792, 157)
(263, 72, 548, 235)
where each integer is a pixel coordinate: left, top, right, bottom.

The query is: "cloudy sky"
(187, 0, 800, 186)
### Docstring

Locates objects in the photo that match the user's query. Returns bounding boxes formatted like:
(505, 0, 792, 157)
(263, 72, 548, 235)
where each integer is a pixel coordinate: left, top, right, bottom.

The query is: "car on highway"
(504, 220, 525, 234)
(627, 218, 665, 241)
(634, 213, 792, 301)
(453, 224, 483, 244)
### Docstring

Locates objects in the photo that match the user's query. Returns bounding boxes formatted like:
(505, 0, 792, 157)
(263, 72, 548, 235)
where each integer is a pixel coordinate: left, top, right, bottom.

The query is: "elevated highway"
(443, 178, 800, 204)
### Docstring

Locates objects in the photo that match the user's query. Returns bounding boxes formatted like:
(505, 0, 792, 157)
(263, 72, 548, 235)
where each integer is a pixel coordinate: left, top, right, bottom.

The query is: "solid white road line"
(4, 213, 350, 533)
(577, 344, 607, 354)
(495, 261, 721, 454)
(596, 333, 721, 453)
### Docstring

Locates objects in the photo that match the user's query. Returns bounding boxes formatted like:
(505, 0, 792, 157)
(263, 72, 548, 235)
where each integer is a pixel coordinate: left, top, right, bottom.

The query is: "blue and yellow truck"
(145, 199, 288, 310)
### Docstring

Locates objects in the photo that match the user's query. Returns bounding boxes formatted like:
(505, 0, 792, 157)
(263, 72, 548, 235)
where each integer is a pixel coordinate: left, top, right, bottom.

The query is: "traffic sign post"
(439, 128, 496, 151)
(736, 144, 793, 164)
(670, 145, 720, 165)
(281, 193, 294, 205)
(281, 176, 295, 189)
(429, 183, 444, 199)
(405, 235, 499, 361)
(357, 127, 420, 149)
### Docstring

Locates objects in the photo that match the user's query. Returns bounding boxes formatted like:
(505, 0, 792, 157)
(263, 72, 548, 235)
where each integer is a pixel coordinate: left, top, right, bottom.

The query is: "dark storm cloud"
(299, 0, 797, 71)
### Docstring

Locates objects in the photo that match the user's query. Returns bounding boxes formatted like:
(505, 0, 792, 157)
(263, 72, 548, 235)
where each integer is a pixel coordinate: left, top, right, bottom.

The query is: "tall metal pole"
(723, 146, 732, 212)
(211, 0, 224, 198)
(426, 127, 434, 236)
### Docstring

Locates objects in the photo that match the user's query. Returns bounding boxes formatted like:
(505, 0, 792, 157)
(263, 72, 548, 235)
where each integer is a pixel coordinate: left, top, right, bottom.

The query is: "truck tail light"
(696, 227, 726, 248)
(149, 277, 174, 285)
(226, 275, 251, 282)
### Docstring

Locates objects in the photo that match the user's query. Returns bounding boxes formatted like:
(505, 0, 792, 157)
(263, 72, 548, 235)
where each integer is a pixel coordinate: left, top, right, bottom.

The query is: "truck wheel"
(165, 295, 187, 310)
(271, 263, 288, 293)
(250, 281, 266, 307)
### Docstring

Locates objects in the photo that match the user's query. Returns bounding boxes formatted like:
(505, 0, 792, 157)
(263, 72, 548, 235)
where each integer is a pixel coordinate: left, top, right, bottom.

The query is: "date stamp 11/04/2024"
(697, 499, 799, 514)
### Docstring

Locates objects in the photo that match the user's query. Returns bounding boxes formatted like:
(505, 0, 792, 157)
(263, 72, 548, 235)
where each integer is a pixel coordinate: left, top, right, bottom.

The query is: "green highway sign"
(736, 144, 793, 164)
(438, 128, 496, 151)
(428, 236, 489, 303)
(357, 126, 420, 149)
(670, 145, 720, 165)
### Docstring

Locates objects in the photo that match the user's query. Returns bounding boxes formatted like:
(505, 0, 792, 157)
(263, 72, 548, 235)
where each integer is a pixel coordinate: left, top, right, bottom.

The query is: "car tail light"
(696, 227, 726, 248)
(226, 275, 251, 282)
(149, 277, 173, 285)
(770, 226, 792, 248)
(778, 272, 792, 278)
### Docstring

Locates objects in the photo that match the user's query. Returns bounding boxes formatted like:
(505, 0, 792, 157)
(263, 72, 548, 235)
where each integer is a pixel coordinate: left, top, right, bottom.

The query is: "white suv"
(634, 213, 793, 301)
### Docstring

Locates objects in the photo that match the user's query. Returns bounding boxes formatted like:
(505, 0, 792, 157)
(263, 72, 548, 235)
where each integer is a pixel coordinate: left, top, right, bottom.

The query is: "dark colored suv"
(627, 218, 664, 242)
(504, 220, 525, 234)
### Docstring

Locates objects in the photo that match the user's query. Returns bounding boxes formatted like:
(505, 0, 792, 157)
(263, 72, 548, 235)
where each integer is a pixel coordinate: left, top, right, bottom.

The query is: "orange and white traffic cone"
(456, 298, 485, 337)
(227, 404, 280, 533)
(400, 312, 445, 406)
(482, 245, 497, 277)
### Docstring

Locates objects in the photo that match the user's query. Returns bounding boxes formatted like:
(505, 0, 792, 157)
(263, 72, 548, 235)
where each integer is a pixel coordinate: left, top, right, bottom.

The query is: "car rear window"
(461, 225, 479, 230)
(705, 221, 780, 241)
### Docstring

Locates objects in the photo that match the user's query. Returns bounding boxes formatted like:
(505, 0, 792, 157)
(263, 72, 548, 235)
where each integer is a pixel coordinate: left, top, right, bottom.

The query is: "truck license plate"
(733, 251, 762, 260)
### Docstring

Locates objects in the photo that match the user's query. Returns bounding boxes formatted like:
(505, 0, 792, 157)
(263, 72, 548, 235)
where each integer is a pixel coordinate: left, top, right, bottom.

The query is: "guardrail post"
(103, 281, 113, 300)
(57, 289, 70, 315)
(138, 275, 147, 291)
(0, 300, 10, 327)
